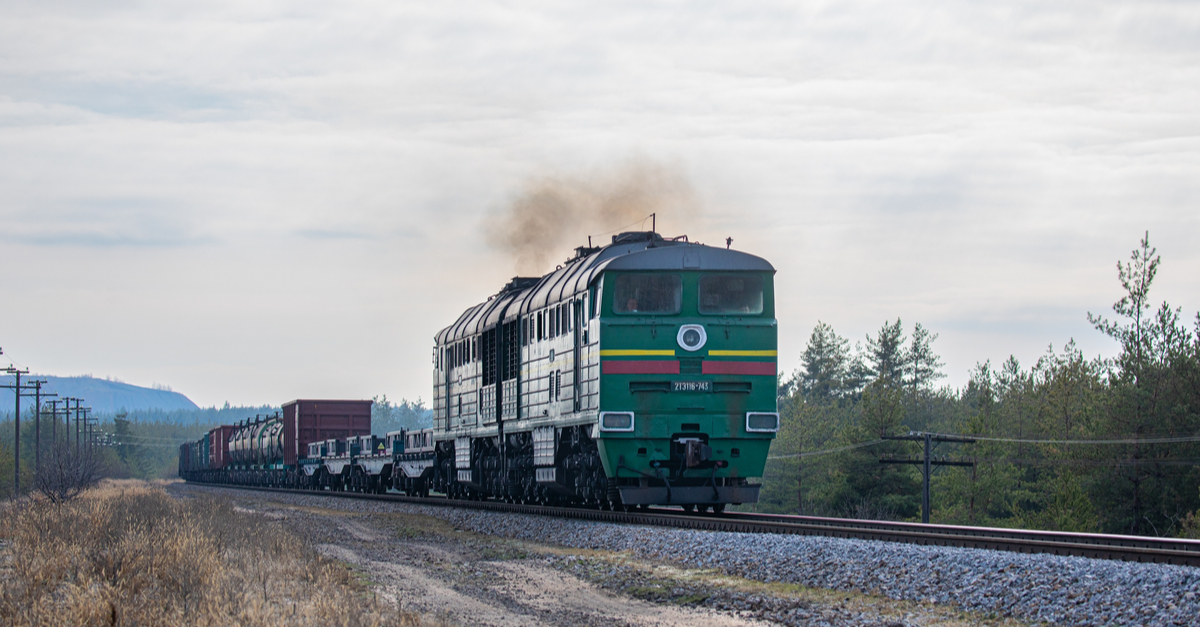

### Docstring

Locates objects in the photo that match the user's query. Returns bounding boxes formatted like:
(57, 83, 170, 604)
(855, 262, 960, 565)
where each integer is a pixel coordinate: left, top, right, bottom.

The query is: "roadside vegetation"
(0, 480, 426, 626)
(761, 233, 1200, 538)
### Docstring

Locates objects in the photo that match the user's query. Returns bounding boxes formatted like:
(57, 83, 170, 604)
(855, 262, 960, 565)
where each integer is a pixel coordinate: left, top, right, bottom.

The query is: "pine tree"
(866, 319, 907, 385)
(799, 321, 851, 403)
(1086, 233, 1200, 535)
(906, 323, 945, 391)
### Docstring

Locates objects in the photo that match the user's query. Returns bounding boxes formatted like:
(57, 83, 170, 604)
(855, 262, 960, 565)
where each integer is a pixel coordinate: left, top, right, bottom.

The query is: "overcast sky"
(2, 1, 1198, 408)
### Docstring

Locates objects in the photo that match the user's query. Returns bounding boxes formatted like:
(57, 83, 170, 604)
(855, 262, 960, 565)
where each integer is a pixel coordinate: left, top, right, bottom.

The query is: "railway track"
(193, 482, 1200, 568)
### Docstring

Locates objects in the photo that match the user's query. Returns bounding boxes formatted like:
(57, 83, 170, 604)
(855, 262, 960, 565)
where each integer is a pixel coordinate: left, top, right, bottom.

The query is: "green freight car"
(431, 231, 778, 511)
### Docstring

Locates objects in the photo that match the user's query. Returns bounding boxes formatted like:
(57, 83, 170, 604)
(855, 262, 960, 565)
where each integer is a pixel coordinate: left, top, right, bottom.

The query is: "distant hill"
(4, 375, 201, 414)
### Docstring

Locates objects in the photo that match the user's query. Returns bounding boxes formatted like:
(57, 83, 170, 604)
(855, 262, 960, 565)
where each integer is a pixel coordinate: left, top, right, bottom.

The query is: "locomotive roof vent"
(611, 231, 665, 245)
(571, 245, 602, 261)
(500, 276, 541, 294)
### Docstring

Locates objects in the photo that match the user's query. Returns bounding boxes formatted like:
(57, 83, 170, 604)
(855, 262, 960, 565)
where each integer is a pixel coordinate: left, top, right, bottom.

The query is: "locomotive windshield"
(613, 273, 682, 314)
(698, 274, 764, 315)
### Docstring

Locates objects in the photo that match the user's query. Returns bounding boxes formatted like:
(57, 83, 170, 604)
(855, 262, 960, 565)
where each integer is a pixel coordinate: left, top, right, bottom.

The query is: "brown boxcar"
(208, 425, 236, 469)
(281, 399, 373, 465)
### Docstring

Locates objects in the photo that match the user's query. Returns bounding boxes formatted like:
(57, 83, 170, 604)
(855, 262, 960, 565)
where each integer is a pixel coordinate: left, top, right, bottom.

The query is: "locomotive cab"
(593, 262, 779, 507)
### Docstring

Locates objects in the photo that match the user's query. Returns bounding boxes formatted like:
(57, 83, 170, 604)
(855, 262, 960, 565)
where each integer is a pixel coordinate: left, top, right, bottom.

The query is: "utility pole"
(30, 380, 52, 472)
(47, 399, 61, 446)
(67, 398, 76, 453)
(76, 402, 90, 457)
(75, 401, 81, 457)
(83, 409, 94, 452)
(3, 365, 31, 495)
(59, 398, 69, 448)
(880, 432, 976, 524)
(62, 398, 76, 452)
(61, 397, 77, 448)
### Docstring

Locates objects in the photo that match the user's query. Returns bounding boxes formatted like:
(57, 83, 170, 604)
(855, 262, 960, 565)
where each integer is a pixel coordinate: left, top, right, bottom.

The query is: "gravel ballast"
(432, 508, 1200, 626)
(177, 486, 1200, 626)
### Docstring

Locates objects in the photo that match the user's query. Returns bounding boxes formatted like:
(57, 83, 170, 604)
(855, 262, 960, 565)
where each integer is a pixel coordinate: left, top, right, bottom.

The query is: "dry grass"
(0, 480, 428, 626)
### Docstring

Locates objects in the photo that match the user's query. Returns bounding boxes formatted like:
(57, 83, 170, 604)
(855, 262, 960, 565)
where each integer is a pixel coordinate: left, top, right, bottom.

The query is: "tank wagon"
(429, 231, 779, 511)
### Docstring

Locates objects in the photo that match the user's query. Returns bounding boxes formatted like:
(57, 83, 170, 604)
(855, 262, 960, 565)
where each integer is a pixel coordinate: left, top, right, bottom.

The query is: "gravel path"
(173, 485, 1199, 626)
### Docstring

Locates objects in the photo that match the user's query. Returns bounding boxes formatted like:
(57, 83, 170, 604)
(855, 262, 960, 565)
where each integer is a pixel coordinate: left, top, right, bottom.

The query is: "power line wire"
(768, 439, 885, 460)
(926, 432, 1200, 446)
(766, 431, 1200, 463)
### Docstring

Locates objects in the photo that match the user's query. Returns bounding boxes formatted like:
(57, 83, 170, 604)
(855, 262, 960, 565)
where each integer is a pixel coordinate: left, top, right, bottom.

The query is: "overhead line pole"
(47, 399, 61, 446)
(75, 401, 84, 457)
(880, 432, 976, 524)
(3, 365, 31, 495)
(69, 398, 76, 454)
(30, 380, 51, 473)
(61, 397, 77, 452)
(83, 409, 94, 452)
(59, 397, 70, 448)
(79, 404, 91, 456)
(65, 398, 78, 449)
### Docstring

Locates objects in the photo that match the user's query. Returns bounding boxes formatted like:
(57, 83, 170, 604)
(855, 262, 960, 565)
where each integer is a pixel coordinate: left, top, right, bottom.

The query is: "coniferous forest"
(758, 234, 1200, 539)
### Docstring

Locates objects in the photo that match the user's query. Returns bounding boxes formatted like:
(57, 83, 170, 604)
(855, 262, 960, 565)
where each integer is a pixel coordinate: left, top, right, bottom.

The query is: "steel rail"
(189, 482, 1200, 568)
(719, 511, 1200, 553)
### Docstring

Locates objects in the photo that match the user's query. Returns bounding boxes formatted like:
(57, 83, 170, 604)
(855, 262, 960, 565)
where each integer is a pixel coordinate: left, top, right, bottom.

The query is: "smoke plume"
(486, 159, 699, 275)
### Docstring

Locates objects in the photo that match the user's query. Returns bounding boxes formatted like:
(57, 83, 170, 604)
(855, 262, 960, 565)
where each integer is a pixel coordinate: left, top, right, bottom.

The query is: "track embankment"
(192, 482, 1200, 567)
(183, 482, 1200, 626)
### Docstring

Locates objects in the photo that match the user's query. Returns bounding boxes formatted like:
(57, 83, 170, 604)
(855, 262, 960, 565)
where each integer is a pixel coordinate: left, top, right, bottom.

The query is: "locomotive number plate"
(672, 381, 712, 392)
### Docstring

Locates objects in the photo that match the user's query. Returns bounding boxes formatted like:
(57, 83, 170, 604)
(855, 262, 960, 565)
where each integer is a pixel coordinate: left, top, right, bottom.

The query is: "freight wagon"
(179, 399, 374, 487)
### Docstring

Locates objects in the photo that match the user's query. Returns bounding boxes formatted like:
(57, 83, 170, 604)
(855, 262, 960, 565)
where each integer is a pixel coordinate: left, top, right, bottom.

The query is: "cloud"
(2, 197, 210, 247)
(0, 0, 1197, 404)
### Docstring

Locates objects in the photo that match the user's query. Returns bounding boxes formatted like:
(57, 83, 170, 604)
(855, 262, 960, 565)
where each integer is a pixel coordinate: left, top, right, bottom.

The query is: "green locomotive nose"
(592, 267, 778, 507)
(430, 231, 778, 510)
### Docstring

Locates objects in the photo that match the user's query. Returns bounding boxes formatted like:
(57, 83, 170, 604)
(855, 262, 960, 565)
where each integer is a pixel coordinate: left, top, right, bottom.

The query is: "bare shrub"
(33, 439, 101, 504)
(0, 481, 429, 626)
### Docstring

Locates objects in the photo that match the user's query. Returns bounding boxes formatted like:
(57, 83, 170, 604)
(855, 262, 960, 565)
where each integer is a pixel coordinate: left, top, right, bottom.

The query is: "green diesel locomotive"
(430, 231, 778, 511)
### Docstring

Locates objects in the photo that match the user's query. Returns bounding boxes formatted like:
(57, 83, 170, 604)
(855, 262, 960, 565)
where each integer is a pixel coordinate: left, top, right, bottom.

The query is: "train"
(179, 230, 779, 512)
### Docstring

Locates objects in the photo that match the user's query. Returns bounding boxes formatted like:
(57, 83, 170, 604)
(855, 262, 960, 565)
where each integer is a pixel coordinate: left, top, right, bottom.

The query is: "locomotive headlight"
(599, 411, 635, 432)
(677, 324, 707, 352)
(746, 412, 780, 433)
